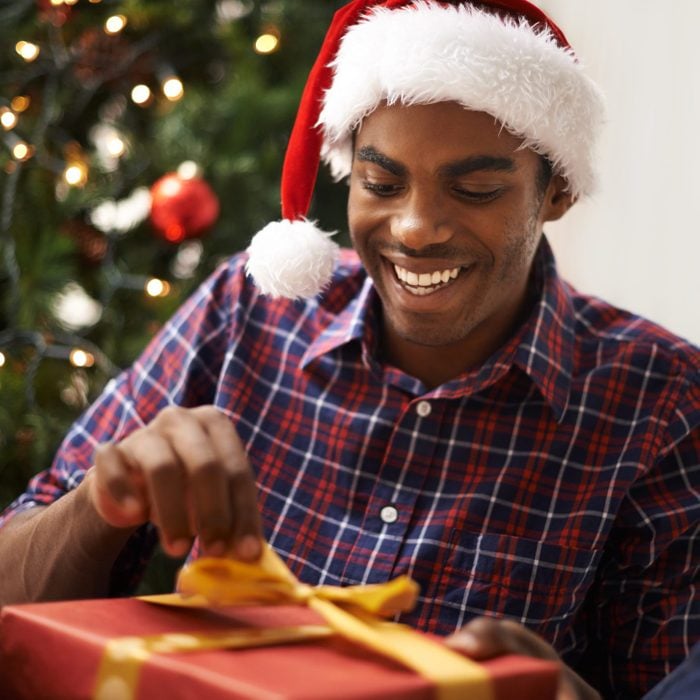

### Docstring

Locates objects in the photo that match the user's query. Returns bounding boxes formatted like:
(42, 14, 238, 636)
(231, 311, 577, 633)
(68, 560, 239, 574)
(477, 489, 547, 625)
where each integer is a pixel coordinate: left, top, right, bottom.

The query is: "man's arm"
(0, 475, 137, 605)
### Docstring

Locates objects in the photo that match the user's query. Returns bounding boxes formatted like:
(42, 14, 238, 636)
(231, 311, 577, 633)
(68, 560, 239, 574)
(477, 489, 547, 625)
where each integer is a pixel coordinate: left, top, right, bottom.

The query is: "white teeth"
(393, 264, 461, 291)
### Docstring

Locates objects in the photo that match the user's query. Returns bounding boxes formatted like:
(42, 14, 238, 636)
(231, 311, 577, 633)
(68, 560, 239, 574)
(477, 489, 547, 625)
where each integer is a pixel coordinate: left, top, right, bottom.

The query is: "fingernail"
(120, 496, 141, 514)
(448, 632, 479, 654)
(235, 535, 261, 561)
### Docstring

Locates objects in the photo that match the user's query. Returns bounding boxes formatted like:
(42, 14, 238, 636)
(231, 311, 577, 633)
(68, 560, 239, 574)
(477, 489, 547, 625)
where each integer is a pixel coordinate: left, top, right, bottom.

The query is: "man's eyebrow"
(355, 146, 406, 176)
(441, 155, 517, 178)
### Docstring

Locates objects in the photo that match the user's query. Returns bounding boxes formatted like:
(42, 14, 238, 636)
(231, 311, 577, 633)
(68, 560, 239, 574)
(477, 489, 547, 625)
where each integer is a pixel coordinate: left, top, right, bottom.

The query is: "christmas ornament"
(149, 172, 220, 243)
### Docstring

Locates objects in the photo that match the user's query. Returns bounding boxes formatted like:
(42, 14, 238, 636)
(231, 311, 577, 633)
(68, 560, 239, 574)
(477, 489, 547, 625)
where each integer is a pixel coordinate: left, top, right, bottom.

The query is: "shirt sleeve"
(581, 377, 700, 698)
(0, 257, 244, 593)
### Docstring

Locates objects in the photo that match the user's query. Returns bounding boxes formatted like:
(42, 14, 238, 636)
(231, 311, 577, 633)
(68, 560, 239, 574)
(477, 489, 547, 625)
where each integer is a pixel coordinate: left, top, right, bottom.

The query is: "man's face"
(348, 101, 571, 373)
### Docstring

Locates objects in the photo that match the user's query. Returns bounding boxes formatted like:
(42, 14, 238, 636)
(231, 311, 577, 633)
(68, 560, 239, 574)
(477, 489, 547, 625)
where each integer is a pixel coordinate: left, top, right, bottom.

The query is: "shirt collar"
(511, 237, 575, 421)
(301, 267, 376, 367)
(301, 238, 575, 420)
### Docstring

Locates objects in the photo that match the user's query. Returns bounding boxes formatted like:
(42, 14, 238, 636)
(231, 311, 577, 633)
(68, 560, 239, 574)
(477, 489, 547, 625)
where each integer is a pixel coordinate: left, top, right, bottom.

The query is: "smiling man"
(1, 2, 698, 700)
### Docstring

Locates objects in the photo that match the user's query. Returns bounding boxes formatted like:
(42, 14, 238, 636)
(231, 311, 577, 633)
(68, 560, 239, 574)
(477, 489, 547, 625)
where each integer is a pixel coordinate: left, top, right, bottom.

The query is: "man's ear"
(541, 175, 577, 223)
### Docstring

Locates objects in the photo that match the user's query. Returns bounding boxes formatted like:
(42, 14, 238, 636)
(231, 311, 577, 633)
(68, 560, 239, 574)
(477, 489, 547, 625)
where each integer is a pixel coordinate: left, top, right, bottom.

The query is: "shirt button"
(380, 505, 399, 524)
(416, 400, 432, 417)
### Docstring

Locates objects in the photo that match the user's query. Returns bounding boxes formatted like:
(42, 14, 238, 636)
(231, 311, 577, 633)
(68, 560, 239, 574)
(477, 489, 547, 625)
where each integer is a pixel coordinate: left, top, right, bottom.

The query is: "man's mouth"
(392, 263, 462, 296)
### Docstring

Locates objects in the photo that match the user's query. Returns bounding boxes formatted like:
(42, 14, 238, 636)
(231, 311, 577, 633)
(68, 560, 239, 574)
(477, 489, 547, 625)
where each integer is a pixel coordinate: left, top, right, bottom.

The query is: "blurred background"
(0, 1, 697, 584)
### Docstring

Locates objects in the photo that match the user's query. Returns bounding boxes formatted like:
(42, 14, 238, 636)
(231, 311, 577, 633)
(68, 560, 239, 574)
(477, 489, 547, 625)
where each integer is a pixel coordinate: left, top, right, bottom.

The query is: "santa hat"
(246, 0, 605, 300)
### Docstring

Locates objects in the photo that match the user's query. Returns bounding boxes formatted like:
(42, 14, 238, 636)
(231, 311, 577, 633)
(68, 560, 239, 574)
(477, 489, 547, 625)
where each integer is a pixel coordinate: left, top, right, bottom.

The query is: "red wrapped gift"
(0, 549, 559, 700)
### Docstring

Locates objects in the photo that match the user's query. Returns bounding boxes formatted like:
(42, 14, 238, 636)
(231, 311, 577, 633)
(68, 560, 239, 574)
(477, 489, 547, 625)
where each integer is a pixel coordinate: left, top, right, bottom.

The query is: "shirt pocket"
(426, 529, 601, 642)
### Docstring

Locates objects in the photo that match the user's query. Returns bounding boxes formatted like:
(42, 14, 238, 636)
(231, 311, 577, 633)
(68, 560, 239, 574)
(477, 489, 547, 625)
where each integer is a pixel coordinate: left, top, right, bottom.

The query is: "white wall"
(537, 0, 700, 344)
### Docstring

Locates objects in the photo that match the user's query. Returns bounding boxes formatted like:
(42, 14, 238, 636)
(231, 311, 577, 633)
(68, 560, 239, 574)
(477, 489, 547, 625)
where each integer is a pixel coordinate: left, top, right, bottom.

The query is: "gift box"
(0, 598, 557, 700)
(0, 551, 559, 700)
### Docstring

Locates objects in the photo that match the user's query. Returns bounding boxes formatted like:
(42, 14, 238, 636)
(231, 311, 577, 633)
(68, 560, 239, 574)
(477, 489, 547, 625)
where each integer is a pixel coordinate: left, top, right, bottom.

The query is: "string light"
(11, 96, 30, 113)
(63, 162, 89, 187)
(254, 33, 280, 55)
(69, 348, 95, 368)
(145, 278, 171, 298)
(1, 109, 17, 131)
(0, 351, 6, 368)
(11, 141, 34, 162)
(131, 84, 152, 106)
(15, 41, 40, 62)
(104, 15, 128, 35)
(177, 160, 200, 180)
(106, 135, 126, 157)
(162, 77, 184, 102)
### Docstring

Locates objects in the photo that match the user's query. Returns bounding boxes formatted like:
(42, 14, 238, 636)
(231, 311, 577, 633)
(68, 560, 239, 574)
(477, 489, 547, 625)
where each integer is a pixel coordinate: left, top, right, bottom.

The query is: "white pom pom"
(245, 219, 339, 299)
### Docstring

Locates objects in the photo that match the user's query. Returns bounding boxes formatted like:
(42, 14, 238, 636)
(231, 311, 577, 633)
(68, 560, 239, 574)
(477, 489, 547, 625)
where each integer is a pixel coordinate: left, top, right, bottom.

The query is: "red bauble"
(149, 173, 220, 243)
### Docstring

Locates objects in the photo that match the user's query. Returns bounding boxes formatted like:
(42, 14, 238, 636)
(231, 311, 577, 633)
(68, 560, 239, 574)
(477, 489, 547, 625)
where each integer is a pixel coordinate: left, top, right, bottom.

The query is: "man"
(1, 2, 697, 699)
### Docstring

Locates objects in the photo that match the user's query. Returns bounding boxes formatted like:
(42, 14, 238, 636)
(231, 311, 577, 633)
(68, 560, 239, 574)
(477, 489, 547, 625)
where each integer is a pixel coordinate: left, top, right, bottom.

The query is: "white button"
(380, 505, 399, 524)
(416, 400, 432, 417)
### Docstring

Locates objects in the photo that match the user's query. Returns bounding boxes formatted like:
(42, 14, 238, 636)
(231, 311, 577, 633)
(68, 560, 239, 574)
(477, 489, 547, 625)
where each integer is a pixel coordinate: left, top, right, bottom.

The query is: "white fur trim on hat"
(246, 219, 339, 299)
(318, 1, 606, 199)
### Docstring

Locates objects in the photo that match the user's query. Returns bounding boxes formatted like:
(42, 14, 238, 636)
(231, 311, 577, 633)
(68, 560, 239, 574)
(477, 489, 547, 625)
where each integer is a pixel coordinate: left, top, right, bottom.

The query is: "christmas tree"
(1, 0, 348, 586)
(0, 0, 349, 500)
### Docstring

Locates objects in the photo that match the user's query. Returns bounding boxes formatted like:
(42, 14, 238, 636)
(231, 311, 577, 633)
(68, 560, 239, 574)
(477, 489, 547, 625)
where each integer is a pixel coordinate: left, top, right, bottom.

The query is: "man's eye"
(452, 187, 503, 202)
(362, 181, 402, 197)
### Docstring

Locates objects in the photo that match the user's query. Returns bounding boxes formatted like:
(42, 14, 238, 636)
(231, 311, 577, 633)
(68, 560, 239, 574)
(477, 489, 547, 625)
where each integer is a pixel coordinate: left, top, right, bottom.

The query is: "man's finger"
(118, 428, 190, 556)
(158, 406, 234, 556)
(445, 616, 559, 661)
(197, 406, 262, 560)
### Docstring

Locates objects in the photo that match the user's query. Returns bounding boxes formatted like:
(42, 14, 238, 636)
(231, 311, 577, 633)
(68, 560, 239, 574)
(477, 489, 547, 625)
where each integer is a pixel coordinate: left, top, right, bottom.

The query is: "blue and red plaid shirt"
(2, 238, 699, 698)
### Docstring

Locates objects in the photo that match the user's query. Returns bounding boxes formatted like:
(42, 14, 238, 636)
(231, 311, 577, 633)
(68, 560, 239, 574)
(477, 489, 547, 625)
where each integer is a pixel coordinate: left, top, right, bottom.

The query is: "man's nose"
(389, 190, 454, 250)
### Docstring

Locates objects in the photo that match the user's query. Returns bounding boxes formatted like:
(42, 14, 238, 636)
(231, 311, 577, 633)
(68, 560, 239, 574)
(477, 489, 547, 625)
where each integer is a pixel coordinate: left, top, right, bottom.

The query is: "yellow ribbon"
(94, 545, 493, 700)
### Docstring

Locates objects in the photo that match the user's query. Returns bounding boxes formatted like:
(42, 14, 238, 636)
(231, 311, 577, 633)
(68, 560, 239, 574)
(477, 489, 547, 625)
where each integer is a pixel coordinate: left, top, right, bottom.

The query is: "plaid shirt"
(2, 238, 699, 698)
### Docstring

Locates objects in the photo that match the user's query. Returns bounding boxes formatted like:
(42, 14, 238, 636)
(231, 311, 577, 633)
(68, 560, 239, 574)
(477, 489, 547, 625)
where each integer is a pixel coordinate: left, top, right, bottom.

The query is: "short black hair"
(536, 155, 554, 195)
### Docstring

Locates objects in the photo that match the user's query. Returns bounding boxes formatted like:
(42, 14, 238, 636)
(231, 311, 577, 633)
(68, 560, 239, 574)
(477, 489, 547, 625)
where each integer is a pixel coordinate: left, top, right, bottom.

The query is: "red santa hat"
(246, 0, 605, 299)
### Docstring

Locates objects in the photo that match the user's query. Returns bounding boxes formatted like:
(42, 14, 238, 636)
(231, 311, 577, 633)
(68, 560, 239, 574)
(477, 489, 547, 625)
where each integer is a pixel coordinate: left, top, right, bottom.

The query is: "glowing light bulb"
(106, 136, 126, 157)
(254, 33, 280, 54)
(145, 278, 171, 298)
(69, 349, 95, 368)
(15, 41, 40, 62)
(162, 77, 184, 101)
(0, 351, 6, 368)
(177, 160, 200, 180)
(131, 84, 152, 106)
(104, 15, 127, 35)
(64, 163, 88, 187)
(64, 0, 79, 4)
(12, 142, 33, 161)
(1, 109, 17, 130)
(11, 96, 30, 113)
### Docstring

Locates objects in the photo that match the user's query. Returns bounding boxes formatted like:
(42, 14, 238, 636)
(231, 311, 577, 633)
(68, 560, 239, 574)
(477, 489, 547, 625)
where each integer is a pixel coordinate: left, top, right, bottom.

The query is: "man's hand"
(88, 405, 262, 561)
(446, 617, 601, 700)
